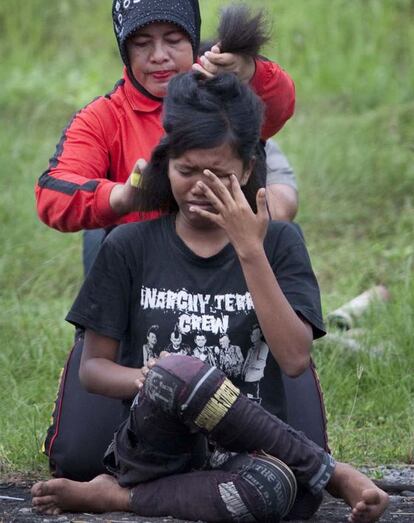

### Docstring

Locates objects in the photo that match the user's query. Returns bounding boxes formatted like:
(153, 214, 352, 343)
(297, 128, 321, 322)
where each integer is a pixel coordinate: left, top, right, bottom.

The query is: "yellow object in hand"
(131, 171, 141, 188)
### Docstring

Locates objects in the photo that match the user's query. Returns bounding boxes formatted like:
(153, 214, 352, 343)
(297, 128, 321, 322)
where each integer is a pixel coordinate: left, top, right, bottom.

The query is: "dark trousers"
(104, 355, 334, 521)
(44, 337, 329, 482)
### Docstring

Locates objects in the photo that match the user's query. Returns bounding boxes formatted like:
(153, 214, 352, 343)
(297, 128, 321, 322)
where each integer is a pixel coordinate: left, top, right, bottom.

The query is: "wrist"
(236, 241, 265, 263)
(94, 181, 122, 227)
(242, 56, 256, 83)
(109, 184, 128, 216)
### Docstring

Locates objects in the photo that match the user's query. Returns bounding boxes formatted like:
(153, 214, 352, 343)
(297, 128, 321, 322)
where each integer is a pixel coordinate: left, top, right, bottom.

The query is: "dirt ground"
(1, 481, 414, 523)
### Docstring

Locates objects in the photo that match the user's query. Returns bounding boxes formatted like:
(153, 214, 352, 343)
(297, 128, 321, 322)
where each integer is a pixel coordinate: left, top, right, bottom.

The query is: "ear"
(240, 157, 256, 186)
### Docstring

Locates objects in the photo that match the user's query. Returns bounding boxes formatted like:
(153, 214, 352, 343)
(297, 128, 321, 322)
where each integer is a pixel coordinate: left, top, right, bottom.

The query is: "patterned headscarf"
(112, 0, 201, 66)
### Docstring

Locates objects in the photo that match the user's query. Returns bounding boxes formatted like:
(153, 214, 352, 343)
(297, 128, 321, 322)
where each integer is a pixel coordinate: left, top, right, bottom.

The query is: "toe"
(355, 500, 368, 513)
(362, 488, 381, 505)
(350, 507, 368, 523)
(33, 494, 55, 507)
(31, 481, 46, 497)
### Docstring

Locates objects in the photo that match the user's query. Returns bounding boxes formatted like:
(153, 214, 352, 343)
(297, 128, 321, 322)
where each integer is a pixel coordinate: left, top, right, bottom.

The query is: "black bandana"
(112, 0, 201, 66)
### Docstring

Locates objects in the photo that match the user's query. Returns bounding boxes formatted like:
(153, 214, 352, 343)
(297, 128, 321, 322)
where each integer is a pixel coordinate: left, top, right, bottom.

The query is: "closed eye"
(131, 39, 149, 48)
(166, 37, 184, 45)
(177, 169, 194, 177)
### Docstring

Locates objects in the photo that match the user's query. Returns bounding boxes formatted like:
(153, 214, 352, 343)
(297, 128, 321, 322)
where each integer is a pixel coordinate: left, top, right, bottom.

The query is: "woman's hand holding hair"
(192, 44, 255, 84)
(109, 159, 147, 216)
(190, 170, 269, 259)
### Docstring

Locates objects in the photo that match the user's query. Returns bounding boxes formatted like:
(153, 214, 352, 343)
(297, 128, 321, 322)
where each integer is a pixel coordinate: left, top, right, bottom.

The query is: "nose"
(150, 41, 169, 63)
(190, 175, 206, 197)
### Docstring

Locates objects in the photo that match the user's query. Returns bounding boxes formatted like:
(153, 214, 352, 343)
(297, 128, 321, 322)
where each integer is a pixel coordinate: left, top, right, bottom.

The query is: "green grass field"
(0, 0, 413, 475)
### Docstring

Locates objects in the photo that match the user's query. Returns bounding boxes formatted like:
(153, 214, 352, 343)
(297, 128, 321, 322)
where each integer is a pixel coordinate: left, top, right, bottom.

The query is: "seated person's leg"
(45, 228, 114, 479)
(282, 362, 329, 451)
(283, 221, 329, 451)
(265, 142, 329, 451)
(44, 337, 125, 481)
(128, 453, 297, 522)
(34, 355, 388, 522)
(32, 453, 297, 522)
(137, 355, 334, 493)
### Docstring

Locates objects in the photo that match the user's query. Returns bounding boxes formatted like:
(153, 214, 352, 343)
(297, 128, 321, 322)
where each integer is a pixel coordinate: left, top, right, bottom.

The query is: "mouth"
(150, 70, 175, 81)
(188, 201, 215, 212)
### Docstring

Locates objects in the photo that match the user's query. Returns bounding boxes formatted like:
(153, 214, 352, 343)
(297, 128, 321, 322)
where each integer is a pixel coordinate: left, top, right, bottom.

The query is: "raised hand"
(189, 169, 269, 258)
(192, 44, 255, 84)
(109, 158, 147, 216)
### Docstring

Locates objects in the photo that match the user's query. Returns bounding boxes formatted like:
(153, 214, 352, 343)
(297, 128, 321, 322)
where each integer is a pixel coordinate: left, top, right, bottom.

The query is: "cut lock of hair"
(200, 4, 270, 56)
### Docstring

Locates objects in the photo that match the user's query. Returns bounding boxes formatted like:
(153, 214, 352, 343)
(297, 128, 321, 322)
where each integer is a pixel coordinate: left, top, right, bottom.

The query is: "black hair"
(135, 72, 265, 213)
(199, 4, 270, 56)
(250, 323, 265, 341)
(146, 325, 159, 337)
(217, 4, 270, 56)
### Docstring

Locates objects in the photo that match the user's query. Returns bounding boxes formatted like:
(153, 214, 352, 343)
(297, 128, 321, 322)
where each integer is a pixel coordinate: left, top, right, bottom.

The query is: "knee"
(144, 355, 217, 415)
(224, 454, 297, 522)
(154, 354, 206, 377)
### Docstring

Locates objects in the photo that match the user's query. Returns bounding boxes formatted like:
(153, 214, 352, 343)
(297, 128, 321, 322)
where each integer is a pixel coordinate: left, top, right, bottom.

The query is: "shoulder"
(95, 220, 162, 275)
(75, 79, 126, 128)
(264, 221, 312, 266)
(105, 216, 169, 251)
(265, 221, 305, 249)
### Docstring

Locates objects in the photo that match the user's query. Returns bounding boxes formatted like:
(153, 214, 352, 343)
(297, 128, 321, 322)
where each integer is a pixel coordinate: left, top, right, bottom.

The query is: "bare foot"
(31, 474, 130, 515)
(327, 462, 389, 522)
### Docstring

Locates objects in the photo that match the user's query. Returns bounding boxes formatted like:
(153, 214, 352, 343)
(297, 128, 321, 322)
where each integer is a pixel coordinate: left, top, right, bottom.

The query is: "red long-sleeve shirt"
(36, 62, 295, 232)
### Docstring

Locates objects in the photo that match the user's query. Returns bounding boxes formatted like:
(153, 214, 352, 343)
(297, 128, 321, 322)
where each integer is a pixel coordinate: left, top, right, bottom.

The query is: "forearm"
(36, 175, 119, 231)
(238, 246, 311, 376)
(36, 100, 121, 231)
(80, 357, 143, 399)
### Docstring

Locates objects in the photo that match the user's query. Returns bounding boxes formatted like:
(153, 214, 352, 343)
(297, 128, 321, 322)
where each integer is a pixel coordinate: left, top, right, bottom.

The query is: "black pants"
(44, 336, 329, 480)
(103, 355, 334, 521)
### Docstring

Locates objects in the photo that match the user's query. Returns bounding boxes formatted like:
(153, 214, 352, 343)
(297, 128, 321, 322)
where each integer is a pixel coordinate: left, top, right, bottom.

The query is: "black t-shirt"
(67, 215, 325, 421)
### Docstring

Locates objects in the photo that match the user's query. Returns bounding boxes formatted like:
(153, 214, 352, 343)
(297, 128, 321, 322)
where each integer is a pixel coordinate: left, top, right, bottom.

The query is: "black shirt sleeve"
(66, 231, 134, 340)
(265, 222, 326, 339)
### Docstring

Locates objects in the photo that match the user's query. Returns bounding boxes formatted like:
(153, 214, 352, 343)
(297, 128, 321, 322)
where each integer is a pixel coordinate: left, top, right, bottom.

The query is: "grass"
(0, 0, 413, 475)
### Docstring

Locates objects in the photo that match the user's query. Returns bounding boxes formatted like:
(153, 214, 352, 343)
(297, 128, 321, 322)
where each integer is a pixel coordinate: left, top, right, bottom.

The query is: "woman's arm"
(80, 329, 146, 399)
(189, 171, 312, 377)
(35, 98, 120, 232)
(35, 95, 146, 232)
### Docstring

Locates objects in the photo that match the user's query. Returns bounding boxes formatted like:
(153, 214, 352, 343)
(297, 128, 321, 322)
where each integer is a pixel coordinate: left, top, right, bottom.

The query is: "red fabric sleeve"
(250, 59, 296, 139)
(35, 99, 120, 232)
